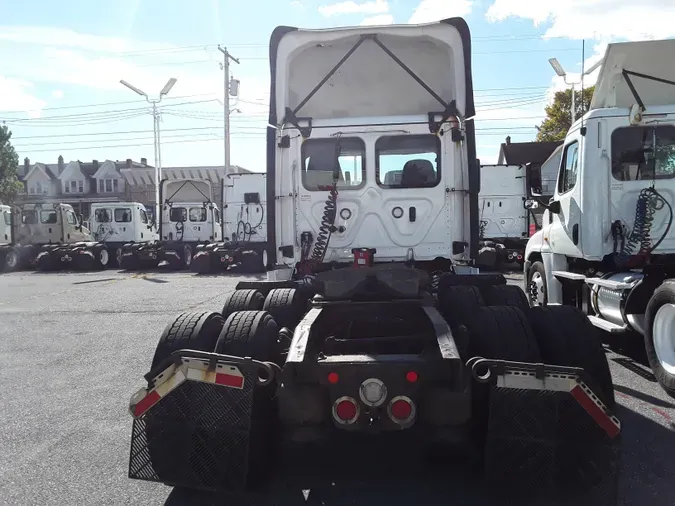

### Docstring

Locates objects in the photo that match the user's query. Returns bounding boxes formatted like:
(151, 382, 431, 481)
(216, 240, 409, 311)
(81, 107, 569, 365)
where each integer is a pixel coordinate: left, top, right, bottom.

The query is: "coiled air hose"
(614, 186, 673, 266)
(175, 219, 184, 241)
(311, 178, 339, 263)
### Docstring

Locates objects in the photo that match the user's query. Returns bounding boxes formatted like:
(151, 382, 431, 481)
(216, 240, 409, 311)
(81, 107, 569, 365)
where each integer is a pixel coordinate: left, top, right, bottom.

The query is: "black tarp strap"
(286, 33, 454, 133)
(622, 69, 675, 111)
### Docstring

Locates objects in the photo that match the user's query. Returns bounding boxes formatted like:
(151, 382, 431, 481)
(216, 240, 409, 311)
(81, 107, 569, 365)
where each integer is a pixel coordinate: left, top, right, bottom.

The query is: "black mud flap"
(191, 250, 221, 274)
(471, 358, 621, 506)
(128, 351, 277, 492)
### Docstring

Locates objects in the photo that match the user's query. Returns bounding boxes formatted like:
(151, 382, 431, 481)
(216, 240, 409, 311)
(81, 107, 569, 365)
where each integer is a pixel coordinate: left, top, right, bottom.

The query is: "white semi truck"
(2, 203, 108, 271)
(477, 163, 539, 268)
(126, 17, 620, 504)
(89, 202, 158, 267)
(0, 203, 12, 271)
(525, 38, 675, 397)
(192, 171, 269, 273)
(120, 179, 222, 270)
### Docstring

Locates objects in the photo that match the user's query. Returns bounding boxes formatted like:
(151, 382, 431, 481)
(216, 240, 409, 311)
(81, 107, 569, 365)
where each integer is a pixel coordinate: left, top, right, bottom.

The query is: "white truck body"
(161, 179, 222, 244)
(267, 19, 478, 278)
(479, 164, 529, 241)
(0, 204, 10, 246)
(223, 172, 267, 244)
(524, 38, 675, 396)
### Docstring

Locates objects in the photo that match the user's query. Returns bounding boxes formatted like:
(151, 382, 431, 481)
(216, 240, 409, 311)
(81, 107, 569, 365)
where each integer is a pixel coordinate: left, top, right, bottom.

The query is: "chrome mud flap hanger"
(281, 33, 460, 138)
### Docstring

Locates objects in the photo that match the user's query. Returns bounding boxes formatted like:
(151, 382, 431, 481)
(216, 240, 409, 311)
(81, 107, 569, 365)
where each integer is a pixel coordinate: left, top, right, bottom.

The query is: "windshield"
(39, 210, 58, 224)
(170, 207, 188, 222)
(612, 125, 675, 180)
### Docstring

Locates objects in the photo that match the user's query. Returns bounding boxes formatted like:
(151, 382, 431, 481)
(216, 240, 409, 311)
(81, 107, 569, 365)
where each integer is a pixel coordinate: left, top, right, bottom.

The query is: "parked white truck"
(3, 203, 108, 271)
(192, 171, 268, 273)
(89, 202, 158, 267)
(525, 38, 675, 397)
(120, 179, 222, 270)
(0, 203, 11, 271)
(477, 163, 539, 268)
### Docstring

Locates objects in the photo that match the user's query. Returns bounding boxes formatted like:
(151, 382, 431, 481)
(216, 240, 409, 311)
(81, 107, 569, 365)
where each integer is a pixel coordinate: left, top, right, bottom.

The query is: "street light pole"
(548, 57, 602, 123)
(120, 77, 177, 223)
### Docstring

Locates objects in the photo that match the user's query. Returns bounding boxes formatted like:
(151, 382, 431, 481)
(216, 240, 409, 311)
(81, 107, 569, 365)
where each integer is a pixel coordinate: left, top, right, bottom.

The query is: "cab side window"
(557, 141, 579, 195)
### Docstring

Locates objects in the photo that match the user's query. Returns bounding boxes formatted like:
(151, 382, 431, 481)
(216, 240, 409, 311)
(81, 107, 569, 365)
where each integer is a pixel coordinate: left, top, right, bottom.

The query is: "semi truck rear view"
(125, 18, 621, 505)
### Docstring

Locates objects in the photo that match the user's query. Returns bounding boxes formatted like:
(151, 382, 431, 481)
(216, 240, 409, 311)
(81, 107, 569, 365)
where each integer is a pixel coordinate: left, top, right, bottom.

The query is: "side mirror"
(524, 199, 539, 210)
(548, 200, 561, 214)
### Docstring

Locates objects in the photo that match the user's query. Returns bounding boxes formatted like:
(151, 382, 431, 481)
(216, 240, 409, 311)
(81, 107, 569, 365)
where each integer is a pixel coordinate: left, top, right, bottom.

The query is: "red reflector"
(390, 399, 412, 420)
(133, 390, 161, 417)
(215, 372, 244, 389)
(529, 224, 536, 237)
(327, 372, 339, 384)
(335, 399, 358, 422)
(406, 371, 418, 383)
(517, 254, 523, 260)
(570, 385, 620, 439)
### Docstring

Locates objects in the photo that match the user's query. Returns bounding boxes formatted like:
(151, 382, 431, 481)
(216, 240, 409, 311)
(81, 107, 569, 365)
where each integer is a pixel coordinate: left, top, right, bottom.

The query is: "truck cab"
(267, 20, 478, 280)
(524, 38, 675, 396)
(90, 202, 158, 267)
(0, 204, 12, 270)
(14, 203, 90, 245)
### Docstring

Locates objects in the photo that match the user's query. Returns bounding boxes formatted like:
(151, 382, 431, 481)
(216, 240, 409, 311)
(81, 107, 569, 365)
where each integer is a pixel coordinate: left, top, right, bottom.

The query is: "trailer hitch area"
(467, 357, 621, 503)
(130, 350, 279, 419)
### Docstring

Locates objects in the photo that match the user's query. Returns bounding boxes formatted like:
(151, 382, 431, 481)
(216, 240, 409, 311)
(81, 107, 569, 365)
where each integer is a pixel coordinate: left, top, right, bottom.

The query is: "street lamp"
(120, 77, 177, 223)
(548, 58, 602, 123)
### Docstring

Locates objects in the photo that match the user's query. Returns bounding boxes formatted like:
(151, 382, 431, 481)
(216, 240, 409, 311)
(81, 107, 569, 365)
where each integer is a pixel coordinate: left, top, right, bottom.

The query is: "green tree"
(536, 86, 595, 142)
(0, 125, 23, 204)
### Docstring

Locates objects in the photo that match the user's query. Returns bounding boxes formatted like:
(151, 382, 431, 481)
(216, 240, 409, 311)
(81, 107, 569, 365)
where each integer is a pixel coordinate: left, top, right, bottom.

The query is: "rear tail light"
(388, 396, 415, 424)
(333, 396, 359, 424)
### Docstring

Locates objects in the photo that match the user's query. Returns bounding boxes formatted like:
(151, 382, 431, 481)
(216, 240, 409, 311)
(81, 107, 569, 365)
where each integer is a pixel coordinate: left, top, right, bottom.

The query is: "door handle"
(572, 224, 579, 245)
(409, 207, 416, 222)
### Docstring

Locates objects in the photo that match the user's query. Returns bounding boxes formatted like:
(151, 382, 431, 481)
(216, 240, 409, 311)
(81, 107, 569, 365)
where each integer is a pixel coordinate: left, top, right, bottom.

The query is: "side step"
(588, 315, 627, 334)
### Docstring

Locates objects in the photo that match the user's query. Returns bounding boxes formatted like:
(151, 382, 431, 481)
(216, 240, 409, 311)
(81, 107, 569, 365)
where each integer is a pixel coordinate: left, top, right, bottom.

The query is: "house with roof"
(17, 156, 150, 218)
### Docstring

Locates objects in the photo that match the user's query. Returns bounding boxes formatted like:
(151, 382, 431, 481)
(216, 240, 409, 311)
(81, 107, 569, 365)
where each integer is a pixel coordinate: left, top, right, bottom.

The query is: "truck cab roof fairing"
(265, 18, 477, 260)
(591, 38, 675, 110)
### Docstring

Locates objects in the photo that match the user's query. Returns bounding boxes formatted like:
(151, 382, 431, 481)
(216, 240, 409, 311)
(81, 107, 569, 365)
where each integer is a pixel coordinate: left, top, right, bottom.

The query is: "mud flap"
(471, 358, 621, 505)
(128, 352, 277, 492)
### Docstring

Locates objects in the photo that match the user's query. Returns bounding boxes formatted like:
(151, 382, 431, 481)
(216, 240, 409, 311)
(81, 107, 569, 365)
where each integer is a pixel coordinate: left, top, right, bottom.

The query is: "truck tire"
(214, 310, 280, 364)
(464, 306, 541, 363)
(4, 247, 21, 271)
(151, 311, 225, 369)
(213, 310, 280, 487)
(644, 282, 675, 398)
(93, 245, 109, 270)
(221, 289, 265, 320)
(526, 261, 547, 307)
(263, 288, 306, 331)
(438, 285, 485, 325)
(437, 273, 506, 293)
(528, 306, 615, 408)
(482, 285, 529, 312)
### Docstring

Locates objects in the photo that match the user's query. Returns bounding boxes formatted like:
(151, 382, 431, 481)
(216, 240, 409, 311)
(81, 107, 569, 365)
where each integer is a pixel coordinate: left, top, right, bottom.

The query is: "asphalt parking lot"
(0, 269, 673, 505)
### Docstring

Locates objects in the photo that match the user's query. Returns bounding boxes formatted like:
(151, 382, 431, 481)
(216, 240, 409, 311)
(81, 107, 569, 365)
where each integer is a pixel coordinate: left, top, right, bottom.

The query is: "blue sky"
(1, 0, 673, 172)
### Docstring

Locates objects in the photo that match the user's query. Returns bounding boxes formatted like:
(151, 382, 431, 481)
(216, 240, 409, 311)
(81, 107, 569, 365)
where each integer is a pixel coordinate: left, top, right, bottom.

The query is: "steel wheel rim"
(529, 271, 545, 306)
(99, 249, 109, 266)
(653, 303, 675, 375)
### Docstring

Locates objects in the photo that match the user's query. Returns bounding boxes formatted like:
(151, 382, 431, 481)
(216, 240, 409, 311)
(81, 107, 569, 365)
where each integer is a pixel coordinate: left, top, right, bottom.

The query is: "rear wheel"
(482, 285, 529, 312)
(645, 282, 675, 398)
(4, 248, 21, 271)
(221, 289, 265, 320)
(528, 305, 615, 408)
(214, 310, 280, 486)
(182, 244, 193, 270)
(151, 311, 225, 369)
(263, 288, 306, 330)
(94, 245, 109, 270)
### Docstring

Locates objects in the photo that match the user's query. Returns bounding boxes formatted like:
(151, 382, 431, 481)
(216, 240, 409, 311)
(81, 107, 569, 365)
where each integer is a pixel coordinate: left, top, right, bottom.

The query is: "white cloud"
(409, 0, 473, 24)
(0, 76, 46, 119)
(290, 0, 305, 8)
(51, 89, 64, 99)
(485, 0, 675, 41)
(360, 14, 394, 25)
(318, 0, 389, 17)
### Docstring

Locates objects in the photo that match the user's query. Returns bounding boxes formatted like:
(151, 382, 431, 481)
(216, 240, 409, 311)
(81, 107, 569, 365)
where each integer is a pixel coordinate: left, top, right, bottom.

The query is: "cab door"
(548, 135, 583, 257)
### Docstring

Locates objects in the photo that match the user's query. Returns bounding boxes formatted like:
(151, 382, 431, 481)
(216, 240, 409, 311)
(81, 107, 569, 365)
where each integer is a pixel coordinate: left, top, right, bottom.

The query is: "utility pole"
(218, 46, 239, 175)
